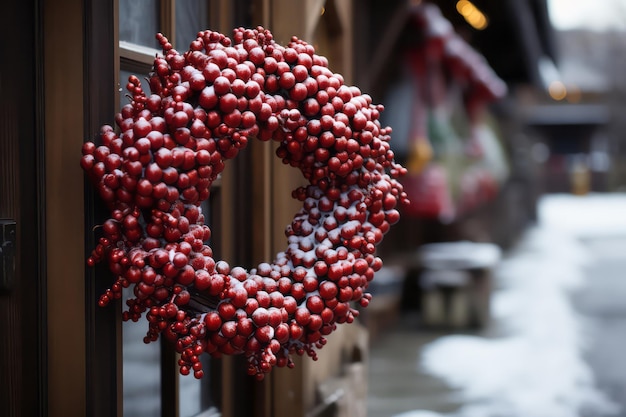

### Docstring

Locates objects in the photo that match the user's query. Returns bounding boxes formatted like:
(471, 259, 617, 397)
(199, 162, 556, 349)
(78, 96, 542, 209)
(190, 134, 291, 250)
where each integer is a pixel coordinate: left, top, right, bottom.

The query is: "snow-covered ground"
(395, 193, 626, 417)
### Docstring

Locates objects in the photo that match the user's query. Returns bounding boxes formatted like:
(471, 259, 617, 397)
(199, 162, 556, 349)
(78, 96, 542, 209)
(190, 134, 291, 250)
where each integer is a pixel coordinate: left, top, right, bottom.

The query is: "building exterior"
(0, 1, 553, 416)
(0, 1, 372, 416)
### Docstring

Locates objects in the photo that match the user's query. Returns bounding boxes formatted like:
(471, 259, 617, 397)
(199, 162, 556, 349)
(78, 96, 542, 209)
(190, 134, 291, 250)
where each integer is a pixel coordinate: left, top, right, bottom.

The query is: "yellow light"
(548, 81, 567, 101)
(320, 6, 325, 16)
(467, 12, 488, 30)
(457, 0, 473, 15)
(456, 0, 489, 30)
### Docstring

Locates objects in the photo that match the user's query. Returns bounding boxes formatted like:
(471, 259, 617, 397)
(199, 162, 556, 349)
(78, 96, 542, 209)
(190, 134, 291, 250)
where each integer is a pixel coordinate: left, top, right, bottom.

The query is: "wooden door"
(0, 1, 46, 417)
(35, 0, 367, 416)
(41, 0, 254, 416)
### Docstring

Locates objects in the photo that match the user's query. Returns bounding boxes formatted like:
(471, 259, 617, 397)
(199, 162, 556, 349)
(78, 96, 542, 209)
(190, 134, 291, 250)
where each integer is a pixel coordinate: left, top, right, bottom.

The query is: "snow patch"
(396, 193, 626, 417)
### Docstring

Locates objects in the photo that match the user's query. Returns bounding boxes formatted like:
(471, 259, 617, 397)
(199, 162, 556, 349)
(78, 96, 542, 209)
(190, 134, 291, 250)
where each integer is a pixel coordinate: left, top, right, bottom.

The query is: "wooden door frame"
(43, 1, 259, 416)
(41, 1, 363, 416)
(37, 0, 107, 413)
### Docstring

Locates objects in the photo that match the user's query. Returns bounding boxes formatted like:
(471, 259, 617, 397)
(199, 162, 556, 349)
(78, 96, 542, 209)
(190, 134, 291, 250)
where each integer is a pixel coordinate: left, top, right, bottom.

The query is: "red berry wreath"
(81, 27, 408, 380)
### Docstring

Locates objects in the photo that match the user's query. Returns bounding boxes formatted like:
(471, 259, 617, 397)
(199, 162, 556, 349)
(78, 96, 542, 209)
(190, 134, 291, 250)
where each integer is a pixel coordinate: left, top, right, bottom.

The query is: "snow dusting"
(395, 193, 626, 417)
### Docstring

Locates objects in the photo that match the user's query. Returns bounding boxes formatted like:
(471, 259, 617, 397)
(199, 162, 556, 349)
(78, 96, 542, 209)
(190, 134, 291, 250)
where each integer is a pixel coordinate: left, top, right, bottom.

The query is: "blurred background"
(367, 0, 626, 252)
(3, 0, 626, 416)
(361, 1, 626, 416)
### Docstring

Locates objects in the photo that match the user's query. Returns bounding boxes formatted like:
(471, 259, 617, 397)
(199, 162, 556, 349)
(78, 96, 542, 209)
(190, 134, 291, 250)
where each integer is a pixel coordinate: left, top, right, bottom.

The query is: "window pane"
(179, 356, 219, 417)
(120, 66, 159, 417)
(175, 0, 210, 50)
(119, 0, 161, 48)
(118, 13, 223, 409)
(119, 69, 152, 112)
(122, 289, 162, 417)
(179, 375, 203, 417)
(179, 202, 221, 417)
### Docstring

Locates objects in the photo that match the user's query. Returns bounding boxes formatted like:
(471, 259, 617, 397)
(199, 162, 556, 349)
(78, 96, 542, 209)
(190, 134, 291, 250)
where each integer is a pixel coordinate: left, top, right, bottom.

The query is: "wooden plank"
(161, 0, 176, 45)
(44, 0, 87, 415)
(0, 56, 22, 417)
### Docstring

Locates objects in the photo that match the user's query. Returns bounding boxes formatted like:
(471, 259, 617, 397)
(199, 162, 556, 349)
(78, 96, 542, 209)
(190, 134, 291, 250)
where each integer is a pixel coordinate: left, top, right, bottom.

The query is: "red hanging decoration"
(80, 27, 408, 380)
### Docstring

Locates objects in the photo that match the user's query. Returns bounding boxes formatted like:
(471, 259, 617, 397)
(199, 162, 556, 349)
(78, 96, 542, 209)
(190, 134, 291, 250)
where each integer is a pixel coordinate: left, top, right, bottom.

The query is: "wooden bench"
(416, 241, 501, 328)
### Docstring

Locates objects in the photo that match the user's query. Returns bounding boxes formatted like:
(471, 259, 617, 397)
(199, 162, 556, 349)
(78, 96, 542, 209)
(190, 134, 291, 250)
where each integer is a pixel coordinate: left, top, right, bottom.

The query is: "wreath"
(81, 27, 408, 380)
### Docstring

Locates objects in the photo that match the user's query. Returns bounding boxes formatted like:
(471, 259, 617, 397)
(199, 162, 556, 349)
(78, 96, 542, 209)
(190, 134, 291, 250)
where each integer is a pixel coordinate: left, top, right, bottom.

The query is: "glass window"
(179, 200, 220, 417)
(119, 69, 147, 110)
(118, 2, 221, 416)
(122, 289, 162, 417)
(175, 0, 210, 50)
(179, 355, 219, 417)
(119, 67, 161, 417)
(119, 0, 161, 48)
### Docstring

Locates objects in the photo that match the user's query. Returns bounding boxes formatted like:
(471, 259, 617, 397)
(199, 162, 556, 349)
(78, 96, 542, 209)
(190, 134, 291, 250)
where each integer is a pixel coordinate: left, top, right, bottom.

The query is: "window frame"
(45, 0, 360, 416)
(115, 2, 230, 417)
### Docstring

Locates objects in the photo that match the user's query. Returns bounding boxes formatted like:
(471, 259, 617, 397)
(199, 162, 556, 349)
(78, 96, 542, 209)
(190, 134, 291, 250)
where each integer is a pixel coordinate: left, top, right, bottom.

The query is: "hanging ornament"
(81, 27, 408, 380)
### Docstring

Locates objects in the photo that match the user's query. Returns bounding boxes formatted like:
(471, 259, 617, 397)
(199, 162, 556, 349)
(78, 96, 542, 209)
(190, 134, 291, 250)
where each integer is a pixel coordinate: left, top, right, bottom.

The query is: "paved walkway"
(573, 235, 626, 417)
(367, 194, 626, 417)
(366, 313, 467, 417)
